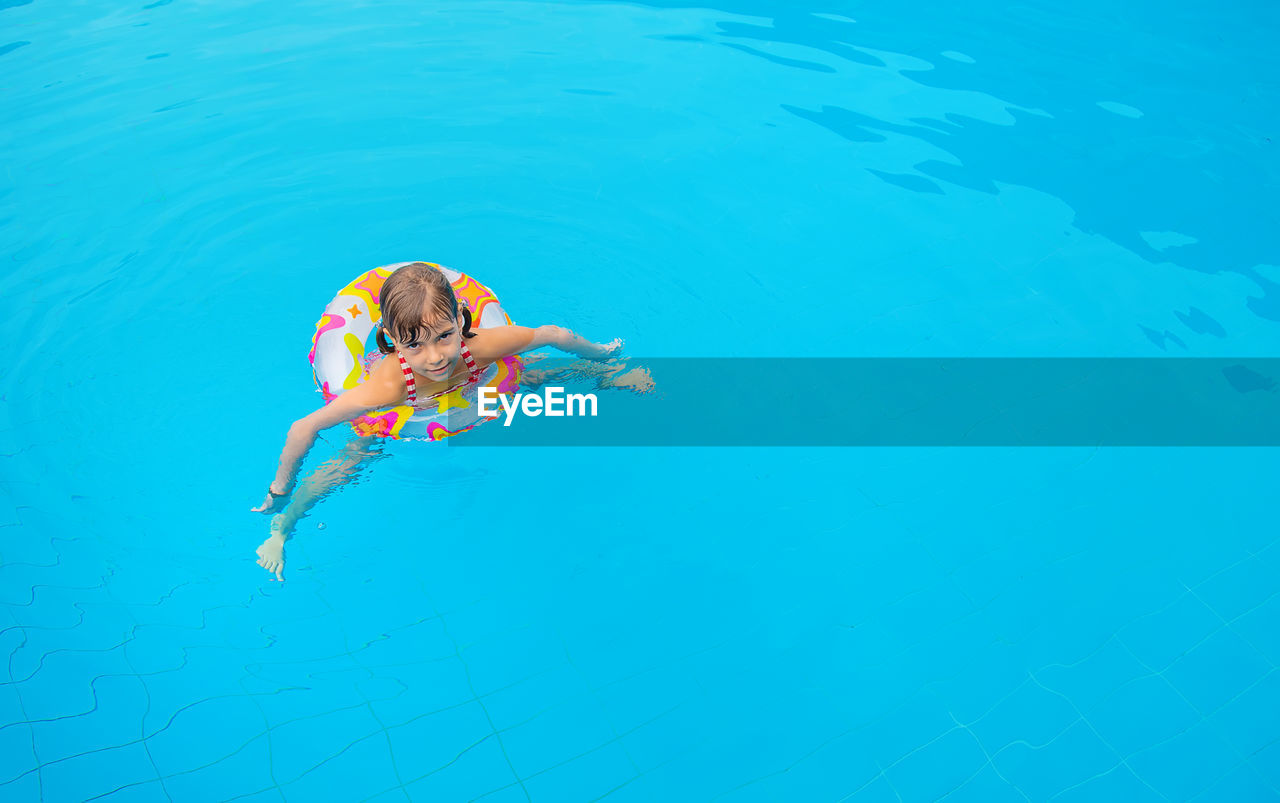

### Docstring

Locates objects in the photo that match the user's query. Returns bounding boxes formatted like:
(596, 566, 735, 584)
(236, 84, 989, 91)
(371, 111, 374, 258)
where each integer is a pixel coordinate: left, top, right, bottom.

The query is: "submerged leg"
(520, 358, 654, 394)
(256, 435, 385, 580)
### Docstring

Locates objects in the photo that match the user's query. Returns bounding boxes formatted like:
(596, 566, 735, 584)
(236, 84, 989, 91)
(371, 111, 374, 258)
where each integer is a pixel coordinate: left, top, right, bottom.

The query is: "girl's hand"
(256, 522, 287, 581)
(592, 337, 624, 361)
(251, 490, 289, 515)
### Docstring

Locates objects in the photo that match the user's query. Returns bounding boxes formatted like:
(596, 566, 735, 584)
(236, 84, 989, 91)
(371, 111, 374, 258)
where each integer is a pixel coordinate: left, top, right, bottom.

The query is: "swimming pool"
(2, 0, 1278, 799)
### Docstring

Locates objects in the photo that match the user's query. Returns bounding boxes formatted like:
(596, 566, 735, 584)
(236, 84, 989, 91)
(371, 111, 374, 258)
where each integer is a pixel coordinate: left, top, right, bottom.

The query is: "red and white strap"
(397, 351, 417, 403)
(459, 338, 478, 377)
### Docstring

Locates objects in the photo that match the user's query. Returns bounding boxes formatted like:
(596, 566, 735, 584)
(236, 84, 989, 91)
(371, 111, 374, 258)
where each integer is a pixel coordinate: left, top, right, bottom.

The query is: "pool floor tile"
(1083, 673, 1202, 757)
(402, 732, 519, 801)
(158, 732, 277, 802)
(1125, 718, 1244, 800)
(991, 719, 1121, 800)
(37, 741, 159, 802)
(1162, 627, 1273, 715)
(384, 699, 495, 780)
(521, 741, 637, 801)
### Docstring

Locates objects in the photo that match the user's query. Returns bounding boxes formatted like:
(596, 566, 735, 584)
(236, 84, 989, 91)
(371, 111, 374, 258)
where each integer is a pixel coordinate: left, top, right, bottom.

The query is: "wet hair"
(374, 262, 475, 354)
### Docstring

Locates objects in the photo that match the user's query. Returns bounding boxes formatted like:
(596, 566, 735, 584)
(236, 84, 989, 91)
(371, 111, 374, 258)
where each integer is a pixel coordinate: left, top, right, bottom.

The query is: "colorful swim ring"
(309, 262, 523, 440)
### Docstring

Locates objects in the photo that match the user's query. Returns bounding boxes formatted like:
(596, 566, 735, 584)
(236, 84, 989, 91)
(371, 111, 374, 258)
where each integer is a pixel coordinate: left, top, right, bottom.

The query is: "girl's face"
(391, 309, 463, 381)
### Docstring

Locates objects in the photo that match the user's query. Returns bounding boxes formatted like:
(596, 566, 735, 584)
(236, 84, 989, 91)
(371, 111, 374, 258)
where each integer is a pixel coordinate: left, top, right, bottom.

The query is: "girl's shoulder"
(357, 353, 408, 404)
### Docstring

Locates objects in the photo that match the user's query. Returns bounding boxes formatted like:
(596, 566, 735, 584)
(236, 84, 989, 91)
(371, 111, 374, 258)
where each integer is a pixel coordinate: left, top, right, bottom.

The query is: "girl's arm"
(471, 325, 622, 363)
(534, 325, 622, 360)
(252, 368, 401, 513)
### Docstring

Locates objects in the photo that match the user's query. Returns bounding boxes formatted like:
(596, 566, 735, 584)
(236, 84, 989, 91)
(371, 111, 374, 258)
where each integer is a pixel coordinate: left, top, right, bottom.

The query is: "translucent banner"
(449, 358, 1280, 446)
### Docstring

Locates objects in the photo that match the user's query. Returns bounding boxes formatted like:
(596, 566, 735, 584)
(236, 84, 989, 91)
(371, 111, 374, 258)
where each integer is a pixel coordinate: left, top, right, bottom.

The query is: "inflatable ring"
(309, 262, 523, 440)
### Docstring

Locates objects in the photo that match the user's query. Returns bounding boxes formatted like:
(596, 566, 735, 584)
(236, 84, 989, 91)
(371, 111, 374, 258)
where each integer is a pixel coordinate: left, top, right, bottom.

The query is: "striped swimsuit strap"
(397, 338, 483, 405)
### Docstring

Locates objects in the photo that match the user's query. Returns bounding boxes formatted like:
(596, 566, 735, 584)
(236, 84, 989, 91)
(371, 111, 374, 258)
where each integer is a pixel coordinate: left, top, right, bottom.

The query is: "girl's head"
(375, 263, 474, 376)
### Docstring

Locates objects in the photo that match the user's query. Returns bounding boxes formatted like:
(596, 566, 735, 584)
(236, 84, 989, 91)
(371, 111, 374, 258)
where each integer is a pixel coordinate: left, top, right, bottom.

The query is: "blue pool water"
(3, 0, 1279, 800)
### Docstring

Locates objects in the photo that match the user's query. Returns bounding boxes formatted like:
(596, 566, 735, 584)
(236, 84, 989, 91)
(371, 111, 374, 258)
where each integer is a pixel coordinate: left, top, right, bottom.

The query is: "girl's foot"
(256, 534, 286, 581)
(601, 366, 655, 394)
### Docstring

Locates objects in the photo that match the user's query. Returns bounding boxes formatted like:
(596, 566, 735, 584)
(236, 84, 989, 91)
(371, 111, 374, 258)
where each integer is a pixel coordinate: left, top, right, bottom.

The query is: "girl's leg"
(256, 435, 385, 579)
(520, 358, 653, 393)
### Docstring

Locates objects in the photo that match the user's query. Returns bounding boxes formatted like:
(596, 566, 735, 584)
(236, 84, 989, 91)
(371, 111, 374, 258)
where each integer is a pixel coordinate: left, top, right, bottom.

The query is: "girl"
(252, 262, 625, 580)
